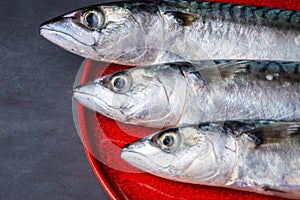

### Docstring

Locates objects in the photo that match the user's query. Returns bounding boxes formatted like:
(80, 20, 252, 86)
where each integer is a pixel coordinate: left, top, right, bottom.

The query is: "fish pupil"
(113, 77, 125, 90)
(163, 135, 174, 147)
(86, 13, 98, 28)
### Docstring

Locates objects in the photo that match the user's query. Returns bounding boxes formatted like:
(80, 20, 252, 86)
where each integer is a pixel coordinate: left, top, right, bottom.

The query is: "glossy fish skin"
(73, 61, 300, 128)
(40, 0, 300, 65)
(73, 63, 187, 128)
(121, 121, 300, 199)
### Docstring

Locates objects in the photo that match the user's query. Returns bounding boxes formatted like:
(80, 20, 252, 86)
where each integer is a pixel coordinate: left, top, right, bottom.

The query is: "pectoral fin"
(198, 61, 249, 83)
(245, 122, 300, 146)
(163, 11, 195, 26)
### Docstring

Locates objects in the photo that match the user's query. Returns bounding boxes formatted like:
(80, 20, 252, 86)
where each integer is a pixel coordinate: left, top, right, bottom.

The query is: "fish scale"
(73, 61, 300, 128)
(150, 0, 300, 63)
(40, 0, 300, 65)
(214, 60, 300, 73)
(229, 61, 300, 81)
(121, 121, 300, 199)
(161, 0, 300, 26)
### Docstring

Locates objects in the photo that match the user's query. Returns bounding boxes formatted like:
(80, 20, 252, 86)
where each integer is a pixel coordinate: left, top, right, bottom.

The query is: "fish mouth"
(40, 25, 100, 60)
(39, 25, 96, 58)
(121, 134, 171, 173)
(73, 83, 125, 120)
(73, 83, 98, 111)
(39, 16, 98, 57)
(121, 139, 159, 172)
(40, 27, 90, 47)
(121, 150, 158, 172)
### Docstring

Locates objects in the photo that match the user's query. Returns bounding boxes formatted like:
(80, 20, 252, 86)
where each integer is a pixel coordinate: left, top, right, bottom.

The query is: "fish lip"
(72, 90, 93, 101)
(39, 10, 96, 47)
(121, 135, 164, 172)
(73, 89, 116, 117)
(72, 88, 95, 106)
(121, 141, 159, 172)
(73, 84, 123, 118)
(39, 26, 93, 47)
(73, 84, 98, 104)
(121, 138, 149, 150)
(73, 85, 118, 109)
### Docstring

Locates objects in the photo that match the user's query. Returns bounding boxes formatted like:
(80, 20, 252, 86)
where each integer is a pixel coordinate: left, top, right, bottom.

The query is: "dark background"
(1, 1, 110, 199)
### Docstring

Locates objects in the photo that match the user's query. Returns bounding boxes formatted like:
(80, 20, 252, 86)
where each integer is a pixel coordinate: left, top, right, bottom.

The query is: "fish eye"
(159, 132, 180, 152)
(81, 10, 104, 30)
(110, 73, 132, 93)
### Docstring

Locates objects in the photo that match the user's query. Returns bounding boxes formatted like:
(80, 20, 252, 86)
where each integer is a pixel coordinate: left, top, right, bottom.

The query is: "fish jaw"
(73, 81, 126, 121)
(121, 124, 238, 185)
(39, 3, 158, 65)
(121, 133, 178, 175)
(73, 82, 98, 112)
(40, 11, 100, 60)
(73, 64, 188, 128)
(121, 137, 160, 173)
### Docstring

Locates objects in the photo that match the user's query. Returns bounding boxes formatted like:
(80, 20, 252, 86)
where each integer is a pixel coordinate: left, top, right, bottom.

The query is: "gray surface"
(0, 1, 110, 199)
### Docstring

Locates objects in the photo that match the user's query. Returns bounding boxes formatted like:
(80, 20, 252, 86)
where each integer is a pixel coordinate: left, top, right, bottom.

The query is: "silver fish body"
(40, 1, 300, 65)
(121, 121, 300, 199)
(73, 61, 300, 128)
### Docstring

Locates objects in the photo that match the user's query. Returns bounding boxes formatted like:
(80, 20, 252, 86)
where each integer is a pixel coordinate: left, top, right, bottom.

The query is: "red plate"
(74, 1, 300, 199)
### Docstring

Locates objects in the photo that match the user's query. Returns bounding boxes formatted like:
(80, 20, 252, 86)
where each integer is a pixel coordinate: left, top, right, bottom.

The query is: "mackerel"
(121, 121, 300, 199)
(73, 60, 300, 128)
(40, 0, 300, 65)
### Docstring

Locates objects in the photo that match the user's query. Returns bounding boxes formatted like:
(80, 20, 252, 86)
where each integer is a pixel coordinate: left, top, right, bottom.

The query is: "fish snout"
(40, 11, 79, 30)
(73, 81, 96, 95)
(73, 82, 97, 106)
(121, 138, 155, 170)
(40, 16, 64, 31)
(122, 138, 149, 152)
(120, 136, 168, 173)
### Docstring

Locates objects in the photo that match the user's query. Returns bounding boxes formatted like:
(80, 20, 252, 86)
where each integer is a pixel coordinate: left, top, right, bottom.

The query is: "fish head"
(73, 65, 187, 128)
(121, 124, 237, 185)
(40, 2, 161, 65)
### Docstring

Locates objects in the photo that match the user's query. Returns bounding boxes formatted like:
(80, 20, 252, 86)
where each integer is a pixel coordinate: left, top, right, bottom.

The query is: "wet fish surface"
(121, 121, 300, 199)
(40, 0, 300, 65)
(73, 60, 300, 128)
